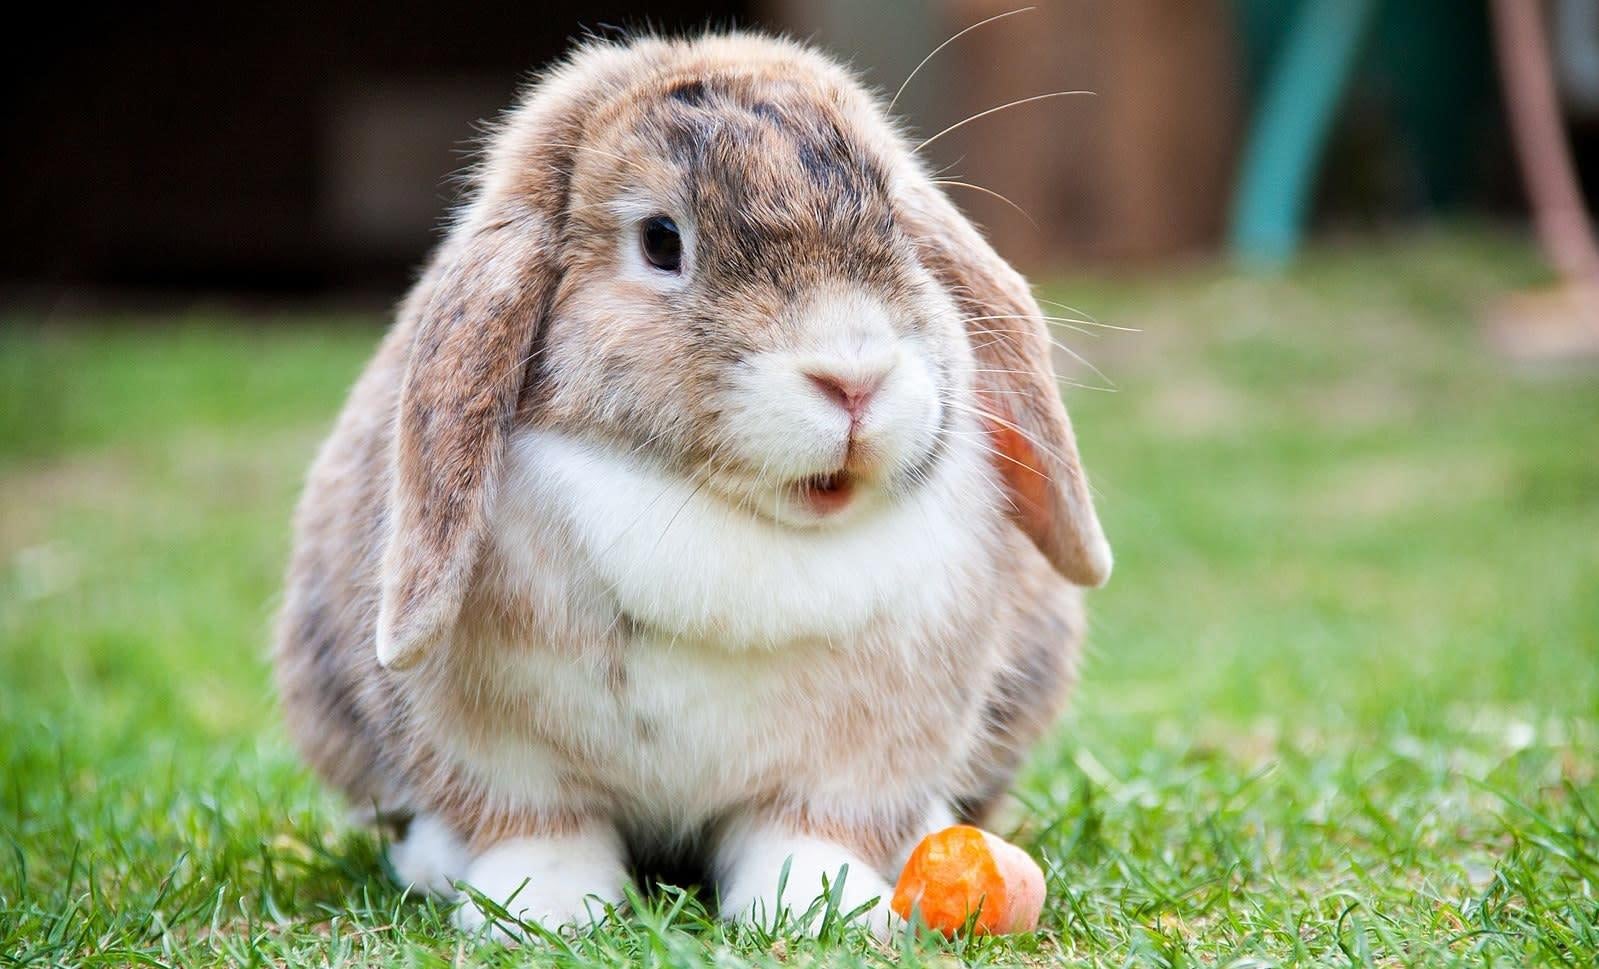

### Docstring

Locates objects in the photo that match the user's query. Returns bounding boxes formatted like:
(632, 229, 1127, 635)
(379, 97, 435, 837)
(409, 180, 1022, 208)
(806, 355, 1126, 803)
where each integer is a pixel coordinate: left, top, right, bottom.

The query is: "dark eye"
(640, 216, 683, 273)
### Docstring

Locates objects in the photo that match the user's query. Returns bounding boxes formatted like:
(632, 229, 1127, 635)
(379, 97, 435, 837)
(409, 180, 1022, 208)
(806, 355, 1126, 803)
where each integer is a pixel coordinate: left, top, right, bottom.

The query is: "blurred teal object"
(1229, 0, 1494, 267)
(1229, 0, 1378, 267)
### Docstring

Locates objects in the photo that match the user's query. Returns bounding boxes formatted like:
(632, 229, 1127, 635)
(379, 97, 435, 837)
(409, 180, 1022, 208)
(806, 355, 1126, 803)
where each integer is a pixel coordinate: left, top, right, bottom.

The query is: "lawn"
(2, 231, 1596, 967)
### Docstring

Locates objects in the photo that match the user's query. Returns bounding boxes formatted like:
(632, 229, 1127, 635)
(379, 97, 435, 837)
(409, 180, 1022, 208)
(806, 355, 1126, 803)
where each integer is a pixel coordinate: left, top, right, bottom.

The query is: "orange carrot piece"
(891, 825, 1045, 936)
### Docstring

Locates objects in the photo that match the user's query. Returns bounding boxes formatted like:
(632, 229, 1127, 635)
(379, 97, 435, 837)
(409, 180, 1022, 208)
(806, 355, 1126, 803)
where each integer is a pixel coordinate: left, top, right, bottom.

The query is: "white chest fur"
(435, 427, 1003, 826)
(495, 428, 1001, 648)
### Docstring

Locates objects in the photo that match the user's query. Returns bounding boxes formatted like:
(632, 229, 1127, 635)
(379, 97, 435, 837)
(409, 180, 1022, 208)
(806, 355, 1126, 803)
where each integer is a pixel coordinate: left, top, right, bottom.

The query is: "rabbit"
(274, 31, 1111, 941)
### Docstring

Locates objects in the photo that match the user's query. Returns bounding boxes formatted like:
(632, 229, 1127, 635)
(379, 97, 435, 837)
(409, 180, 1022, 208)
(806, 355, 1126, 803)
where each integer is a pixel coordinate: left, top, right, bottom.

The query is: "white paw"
(387, 814, 468, 897)
(453, 828, 629, 942)
(717, 830, 895, 939)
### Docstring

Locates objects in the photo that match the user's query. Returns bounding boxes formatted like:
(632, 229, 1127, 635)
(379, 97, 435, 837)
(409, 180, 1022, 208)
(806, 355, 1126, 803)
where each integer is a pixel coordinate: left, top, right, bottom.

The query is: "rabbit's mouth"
(794, 470, 856, 515)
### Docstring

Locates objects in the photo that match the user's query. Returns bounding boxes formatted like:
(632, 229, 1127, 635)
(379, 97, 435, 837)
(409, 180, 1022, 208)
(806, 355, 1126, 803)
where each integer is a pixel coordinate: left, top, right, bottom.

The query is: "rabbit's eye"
(640, 216, 683, 273)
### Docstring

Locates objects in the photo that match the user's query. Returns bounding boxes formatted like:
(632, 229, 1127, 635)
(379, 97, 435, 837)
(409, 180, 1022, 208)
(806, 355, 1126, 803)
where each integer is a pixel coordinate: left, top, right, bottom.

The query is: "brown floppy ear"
(374, 213, 561, 670)
(901, 184, 1112, 586)
(371, 43, 651, 669)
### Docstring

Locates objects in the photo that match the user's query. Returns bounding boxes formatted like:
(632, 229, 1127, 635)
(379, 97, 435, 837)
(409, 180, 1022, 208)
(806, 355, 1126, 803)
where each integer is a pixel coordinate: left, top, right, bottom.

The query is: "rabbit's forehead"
(621, 79, 898, 242)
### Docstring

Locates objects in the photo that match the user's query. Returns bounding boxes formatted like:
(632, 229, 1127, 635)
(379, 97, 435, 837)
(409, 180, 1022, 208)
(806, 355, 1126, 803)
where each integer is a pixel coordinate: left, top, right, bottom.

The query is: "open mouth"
(794, 470, 856, 515)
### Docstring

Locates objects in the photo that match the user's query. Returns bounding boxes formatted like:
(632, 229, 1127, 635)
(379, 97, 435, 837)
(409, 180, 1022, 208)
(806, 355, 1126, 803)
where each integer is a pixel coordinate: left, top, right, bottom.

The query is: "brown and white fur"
(274, 32, 1111, 940)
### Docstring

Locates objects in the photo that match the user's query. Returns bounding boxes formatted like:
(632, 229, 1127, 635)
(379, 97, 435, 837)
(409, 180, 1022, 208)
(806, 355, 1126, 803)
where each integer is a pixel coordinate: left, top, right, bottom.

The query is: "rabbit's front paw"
(387, 813, 467, 897)
(717, 828, 895, 940)
(453, 827, 628, 943)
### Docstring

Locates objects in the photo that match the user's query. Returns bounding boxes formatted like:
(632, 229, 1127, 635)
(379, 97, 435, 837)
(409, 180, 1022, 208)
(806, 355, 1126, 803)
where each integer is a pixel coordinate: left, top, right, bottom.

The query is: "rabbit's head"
(375, 34, 1110, 670)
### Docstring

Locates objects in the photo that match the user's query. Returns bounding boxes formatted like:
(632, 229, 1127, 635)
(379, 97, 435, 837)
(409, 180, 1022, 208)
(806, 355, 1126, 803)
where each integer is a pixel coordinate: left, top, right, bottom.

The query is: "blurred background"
(3, 4, 1598, 963)
(4, 0, 1597, 297)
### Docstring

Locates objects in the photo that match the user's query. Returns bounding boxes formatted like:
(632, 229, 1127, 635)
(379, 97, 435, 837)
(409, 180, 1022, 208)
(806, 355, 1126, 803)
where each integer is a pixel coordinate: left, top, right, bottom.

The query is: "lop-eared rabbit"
(276, 32, 1110, 940)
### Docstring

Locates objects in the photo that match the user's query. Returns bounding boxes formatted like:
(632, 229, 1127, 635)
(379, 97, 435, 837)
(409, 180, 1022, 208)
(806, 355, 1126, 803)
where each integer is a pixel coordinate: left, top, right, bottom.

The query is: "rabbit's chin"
(493, 424, 1004, 649)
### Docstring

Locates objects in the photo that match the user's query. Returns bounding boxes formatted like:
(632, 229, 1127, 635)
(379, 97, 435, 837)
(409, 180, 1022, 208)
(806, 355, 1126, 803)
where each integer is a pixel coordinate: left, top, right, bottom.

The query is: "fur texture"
(274, 31, 1108, 939)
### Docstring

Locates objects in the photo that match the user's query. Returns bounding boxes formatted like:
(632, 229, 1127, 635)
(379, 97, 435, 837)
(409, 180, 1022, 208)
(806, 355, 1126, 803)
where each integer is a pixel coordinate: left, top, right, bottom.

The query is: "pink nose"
(805, 370, 886, 422)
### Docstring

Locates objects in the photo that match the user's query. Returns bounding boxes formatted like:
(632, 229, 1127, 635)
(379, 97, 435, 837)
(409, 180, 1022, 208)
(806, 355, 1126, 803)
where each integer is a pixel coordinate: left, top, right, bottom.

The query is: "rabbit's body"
(276, 32, 1105, 939)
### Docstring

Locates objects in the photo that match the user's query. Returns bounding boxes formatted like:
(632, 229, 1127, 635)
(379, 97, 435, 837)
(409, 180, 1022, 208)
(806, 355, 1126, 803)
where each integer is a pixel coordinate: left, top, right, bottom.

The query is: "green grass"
(3, 230, 1597, 966)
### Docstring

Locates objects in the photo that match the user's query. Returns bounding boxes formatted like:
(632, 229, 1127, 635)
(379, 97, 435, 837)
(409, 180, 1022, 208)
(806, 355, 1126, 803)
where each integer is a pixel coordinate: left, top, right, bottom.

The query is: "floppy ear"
(901, 184, 1113, 587)
(373, 215, 561, 670)
(370, 42, 664, 669)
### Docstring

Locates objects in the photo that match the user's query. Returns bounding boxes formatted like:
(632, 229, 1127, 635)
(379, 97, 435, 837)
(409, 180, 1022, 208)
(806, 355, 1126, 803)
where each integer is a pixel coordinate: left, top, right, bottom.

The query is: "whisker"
(917, 91, 1095, 154)
(1034, 296, 1098, 319)
(944, 428, 1048, 480)
(966, 332, 1114, 382)
(953, 386, 1034, 396)
(966, 338, 1095, 360)
(595, 473, 682, 561)
(1035, 296, 1140, 332)
(930, 179, 1037, 226)
(888, 6, 1037, 114)
(1035, 339, 1116, 388)
(961, 366, 1114, 391)
(955, 398, 1089, 474)
(946, 400, 1092, 487)
(960, 312, 1139, 334)
(966, 321, 1098, 345)
(962, 330, 1117, 388)
(943, 452, 1023, 518)
(489, 345, 547, 389)
(646, 479, 709, 565)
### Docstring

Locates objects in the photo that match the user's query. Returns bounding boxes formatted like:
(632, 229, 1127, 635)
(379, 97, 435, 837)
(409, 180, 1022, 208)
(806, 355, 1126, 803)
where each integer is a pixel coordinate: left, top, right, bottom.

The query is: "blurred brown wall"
(17, 1, 1535, 297)
(768, 0, 1242, 270)
(0, 2, 750, 294)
